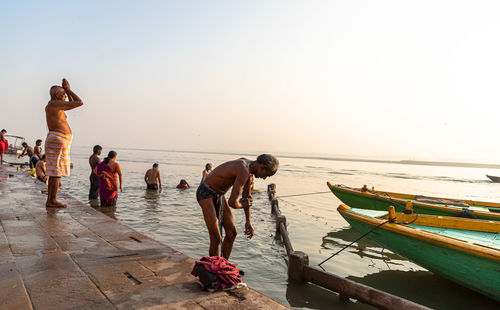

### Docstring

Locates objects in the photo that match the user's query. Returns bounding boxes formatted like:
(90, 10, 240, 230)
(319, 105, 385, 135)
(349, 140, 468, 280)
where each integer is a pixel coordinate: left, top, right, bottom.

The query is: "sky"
(1, 1, 500, 163)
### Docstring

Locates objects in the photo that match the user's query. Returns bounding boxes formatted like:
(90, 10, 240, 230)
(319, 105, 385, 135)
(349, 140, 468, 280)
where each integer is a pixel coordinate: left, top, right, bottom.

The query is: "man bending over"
(196, 154, 279, 259)
(45, 78, 83, 208)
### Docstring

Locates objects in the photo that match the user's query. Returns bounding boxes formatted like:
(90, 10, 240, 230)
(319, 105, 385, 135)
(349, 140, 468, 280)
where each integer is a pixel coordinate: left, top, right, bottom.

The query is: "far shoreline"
(70, 146, 500, 170)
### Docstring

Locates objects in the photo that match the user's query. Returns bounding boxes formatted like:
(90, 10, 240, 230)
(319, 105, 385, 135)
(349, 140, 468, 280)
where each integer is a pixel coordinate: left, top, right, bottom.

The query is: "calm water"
(36, 147, 500, 309)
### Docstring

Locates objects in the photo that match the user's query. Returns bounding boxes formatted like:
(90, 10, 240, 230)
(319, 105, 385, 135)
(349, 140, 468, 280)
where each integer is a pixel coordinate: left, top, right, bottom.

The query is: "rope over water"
(277, 191, 331, 198)
(318, 220, 389, 267)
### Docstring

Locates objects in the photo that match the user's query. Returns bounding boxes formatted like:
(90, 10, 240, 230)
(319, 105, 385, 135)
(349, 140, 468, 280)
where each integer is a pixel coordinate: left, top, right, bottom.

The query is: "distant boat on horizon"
(486, 174, 500, 183)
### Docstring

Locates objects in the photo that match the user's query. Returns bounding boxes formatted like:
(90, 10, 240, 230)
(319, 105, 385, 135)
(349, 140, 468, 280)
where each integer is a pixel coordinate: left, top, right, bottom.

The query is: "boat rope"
(277, 191, 331, 199)
(373, 191, 407, 209)
(318, 211, 419, 267)
(318, 220, 389, 267)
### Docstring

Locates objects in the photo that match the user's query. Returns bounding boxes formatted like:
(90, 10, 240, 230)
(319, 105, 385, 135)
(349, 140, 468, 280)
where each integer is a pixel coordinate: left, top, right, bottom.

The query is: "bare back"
(34, 146, 42, 157)
(89, 154, 101, 172)
(145, 169, 159, 185)
(46, 103, 71, 135)
(35, 161, 46, 177)
(204, 159, 251, 194)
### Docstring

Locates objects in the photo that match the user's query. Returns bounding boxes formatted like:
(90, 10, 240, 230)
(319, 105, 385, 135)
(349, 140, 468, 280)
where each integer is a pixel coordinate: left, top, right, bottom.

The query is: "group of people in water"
(3, 78, 279, 259)
(87, 144, 195, 207)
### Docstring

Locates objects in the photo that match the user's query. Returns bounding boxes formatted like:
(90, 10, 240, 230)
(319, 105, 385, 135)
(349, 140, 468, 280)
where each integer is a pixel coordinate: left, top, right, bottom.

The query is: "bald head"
(50, 85, 66, 100)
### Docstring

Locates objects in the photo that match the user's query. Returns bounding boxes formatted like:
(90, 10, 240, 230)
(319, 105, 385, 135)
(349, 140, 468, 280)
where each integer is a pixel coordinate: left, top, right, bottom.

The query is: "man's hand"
(244, 222, 254, 239)
(120, 185, 123, 192)
(62, 78, 70, 91)
(240, 197, 253, 208)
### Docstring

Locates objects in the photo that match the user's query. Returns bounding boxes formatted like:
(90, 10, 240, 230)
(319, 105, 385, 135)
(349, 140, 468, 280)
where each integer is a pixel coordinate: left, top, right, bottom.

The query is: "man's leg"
(46, 176, 66, 208)
(221, 196, 237, 259)
(89, 174, 98, 200)
(199, 198, 222, 256)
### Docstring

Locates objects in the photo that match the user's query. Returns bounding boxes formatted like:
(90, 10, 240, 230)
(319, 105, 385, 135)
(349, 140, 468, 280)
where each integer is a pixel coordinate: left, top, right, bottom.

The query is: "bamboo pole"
(303, 266, 429, 310)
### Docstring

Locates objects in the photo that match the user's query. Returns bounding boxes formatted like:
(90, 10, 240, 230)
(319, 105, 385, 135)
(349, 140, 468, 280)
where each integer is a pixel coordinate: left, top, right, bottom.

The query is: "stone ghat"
(0, 166, 288, 310)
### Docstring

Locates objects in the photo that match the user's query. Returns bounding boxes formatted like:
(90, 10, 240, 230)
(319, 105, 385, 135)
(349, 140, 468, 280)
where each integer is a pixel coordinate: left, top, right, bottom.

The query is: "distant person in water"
(30, 139, 43, 168)
(95, 151, 123, 207)
(35, 154, 48, 183)
(144, 163, 162, 191)
(197, 154, 279, 259)
(201, 163, 212, 182)
(45, 78, 83, 208)
(176, 179, 189, 189)
(361, 185, 368, 192)
(0, 129, 7, 164)
(89, 145, 102, 200)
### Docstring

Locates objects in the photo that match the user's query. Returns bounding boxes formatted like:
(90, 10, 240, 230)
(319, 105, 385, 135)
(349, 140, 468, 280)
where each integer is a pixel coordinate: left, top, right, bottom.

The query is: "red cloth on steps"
(191, 256, 242, 290)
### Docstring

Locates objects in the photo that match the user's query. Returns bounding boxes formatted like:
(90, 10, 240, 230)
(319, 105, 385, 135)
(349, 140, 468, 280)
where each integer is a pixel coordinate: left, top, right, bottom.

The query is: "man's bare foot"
(46, 201, 67, 208)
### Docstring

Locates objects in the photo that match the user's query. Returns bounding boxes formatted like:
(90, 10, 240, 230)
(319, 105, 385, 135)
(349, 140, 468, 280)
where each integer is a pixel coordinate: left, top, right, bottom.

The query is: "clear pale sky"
(1, 1, 499, 163)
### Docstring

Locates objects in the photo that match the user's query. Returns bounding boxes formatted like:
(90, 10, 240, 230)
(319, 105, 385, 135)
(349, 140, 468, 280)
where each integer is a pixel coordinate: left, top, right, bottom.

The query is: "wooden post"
(404, 201, 414, 214)
(271, 199, 279, 215)
(288, 251, 309, 283)
(268, 183, 276, 200)
(276, 215, 286, 232)
(388, 206, 396, 223)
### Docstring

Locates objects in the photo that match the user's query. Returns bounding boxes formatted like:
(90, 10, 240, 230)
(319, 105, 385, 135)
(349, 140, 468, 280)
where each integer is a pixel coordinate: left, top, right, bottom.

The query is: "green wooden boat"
(337, 204, 500, 301)
(328, 182, 500, 221)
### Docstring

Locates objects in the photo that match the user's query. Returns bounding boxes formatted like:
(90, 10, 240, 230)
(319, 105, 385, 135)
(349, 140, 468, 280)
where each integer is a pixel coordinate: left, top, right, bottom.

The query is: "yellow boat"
(338, 204, 500, 301)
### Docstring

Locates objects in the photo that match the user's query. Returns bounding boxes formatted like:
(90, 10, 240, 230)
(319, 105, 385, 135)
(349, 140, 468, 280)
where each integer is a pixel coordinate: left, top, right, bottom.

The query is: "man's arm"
(242, 175, 252, 198)
(47, 100, 83, 111)
(18, 148, 26, 158)
(144, 171, 148, 183)
(62, 78, 81, 103)
(157, 171, 162, 190)
(228, 167, 252, 210)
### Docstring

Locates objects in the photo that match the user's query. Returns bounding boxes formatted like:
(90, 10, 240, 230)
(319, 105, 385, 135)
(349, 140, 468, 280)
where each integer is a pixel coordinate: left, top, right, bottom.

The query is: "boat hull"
(339, 209, 500, 301)
(328, 184, 500, 221)
(486, 175, 500, 183)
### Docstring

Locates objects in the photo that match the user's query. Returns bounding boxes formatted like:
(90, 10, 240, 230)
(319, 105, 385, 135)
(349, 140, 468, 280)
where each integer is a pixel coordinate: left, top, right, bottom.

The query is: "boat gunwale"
(327, 182, 500, 219)
(337, 204, 500, 261)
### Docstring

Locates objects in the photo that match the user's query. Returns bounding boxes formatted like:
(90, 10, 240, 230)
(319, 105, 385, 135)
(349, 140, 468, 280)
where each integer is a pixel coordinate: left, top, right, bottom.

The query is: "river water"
(26, 147, 500, 309)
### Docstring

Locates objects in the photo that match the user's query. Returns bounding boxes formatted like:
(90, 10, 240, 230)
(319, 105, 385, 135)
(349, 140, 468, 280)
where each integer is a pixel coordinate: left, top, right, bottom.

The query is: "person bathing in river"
(201, 163, 212, 182)
(197, 154, 279, 259)
(176, 179, 189, 189)
(95, 151, 123, 207)
(144, 163, 162, 191)
(89, 145, 102, 200)
(35, 154, 48, 183)
(45, 78, 83, 208)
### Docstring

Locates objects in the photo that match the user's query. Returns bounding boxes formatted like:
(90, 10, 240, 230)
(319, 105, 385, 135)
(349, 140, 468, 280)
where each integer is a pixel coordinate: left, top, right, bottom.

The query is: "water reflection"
(286, 282, 373, 310)
(347, 270, 499, 309)
(144, 189, 161, 209)
(89, 199, 117, 219)
(322, 227, 404, 263)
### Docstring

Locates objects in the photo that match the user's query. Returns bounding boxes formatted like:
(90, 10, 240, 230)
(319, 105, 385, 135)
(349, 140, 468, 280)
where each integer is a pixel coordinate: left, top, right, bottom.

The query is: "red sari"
(95, 161, 121, 206)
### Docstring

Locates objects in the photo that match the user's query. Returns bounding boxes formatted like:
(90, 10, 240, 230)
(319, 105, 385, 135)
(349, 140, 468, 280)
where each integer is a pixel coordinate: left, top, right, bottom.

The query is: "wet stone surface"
(0, 166, 288, 310)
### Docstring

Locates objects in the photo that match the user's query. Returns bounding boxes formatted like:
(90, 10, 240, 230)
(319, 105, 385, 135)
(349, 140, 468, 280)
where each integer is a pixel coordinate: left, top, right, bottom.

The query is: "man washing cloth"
(45, 78, 83, 208)
(197, 154, 279, 259)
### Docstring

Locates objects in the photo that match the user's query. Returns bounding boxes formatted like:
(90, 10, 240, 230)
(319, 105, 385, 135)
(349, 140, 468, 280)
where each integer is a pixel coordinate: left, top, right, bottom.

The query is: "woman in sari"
(95, 150, 123, 206)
